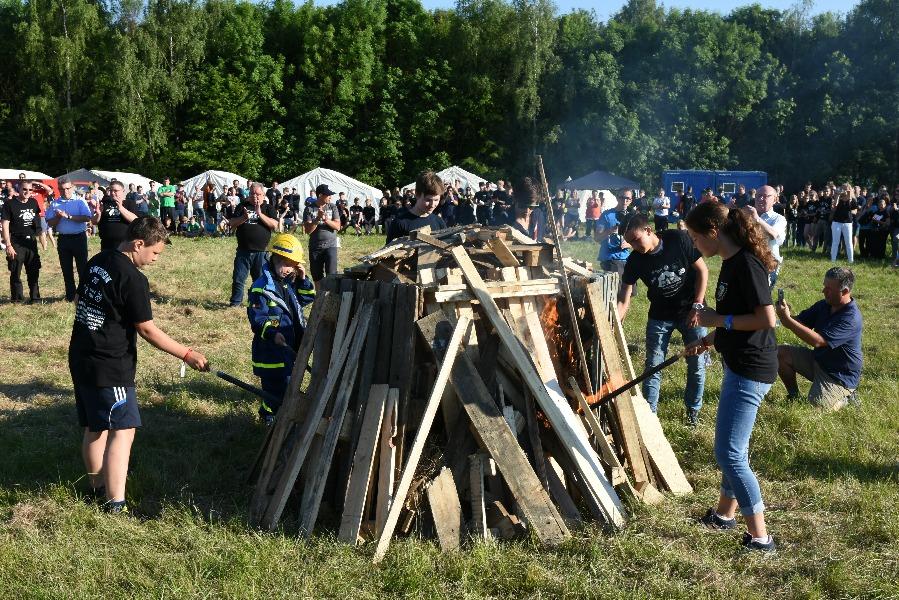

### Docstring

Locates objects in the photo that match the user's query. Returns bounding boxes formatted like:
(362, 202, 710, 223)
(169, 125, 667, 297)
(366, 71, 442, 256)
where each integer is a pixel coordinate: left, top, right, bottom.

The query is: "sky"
(317, 0, 860, 21)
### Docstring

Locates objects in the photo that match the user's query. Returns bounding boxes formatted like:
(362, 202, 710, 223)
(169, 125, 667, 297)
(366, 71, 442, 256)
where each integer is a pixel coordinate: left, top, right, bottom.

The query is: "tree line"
(0, 0, 896, 191)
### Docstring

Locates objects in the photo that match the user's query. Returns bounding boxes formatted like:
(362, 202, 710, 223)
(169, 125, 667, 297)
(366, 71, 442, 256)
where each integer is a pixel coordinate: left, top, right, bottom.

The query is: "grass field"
(1, 231, 897, 599)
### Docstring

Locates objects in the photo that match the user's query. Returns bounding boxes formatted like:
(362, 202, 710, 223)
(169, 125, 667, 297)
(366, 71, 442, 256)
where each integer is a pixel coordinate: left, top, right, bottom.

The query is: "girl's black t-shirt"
(713, 248, 778, 383)
(832, 199, 857, 223)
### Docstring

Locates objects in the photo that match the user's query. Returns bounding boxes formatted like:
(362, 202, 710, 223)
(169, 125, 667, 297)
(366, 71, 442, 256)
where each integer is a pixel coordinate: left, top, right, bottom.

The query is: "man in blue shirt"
(595, 190, 634, 276)
(775, 266, 863, 410)
(45, 177, 93, 302)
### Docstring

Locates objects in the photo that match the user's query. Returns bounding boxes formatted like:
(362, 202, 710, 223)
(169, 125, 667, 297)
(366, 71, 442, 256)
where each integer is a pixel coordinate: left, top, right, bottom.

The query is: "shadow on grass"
(0, 391, 267, 522)
(0, 381, 73, 402)
(788, 452, 899, 484)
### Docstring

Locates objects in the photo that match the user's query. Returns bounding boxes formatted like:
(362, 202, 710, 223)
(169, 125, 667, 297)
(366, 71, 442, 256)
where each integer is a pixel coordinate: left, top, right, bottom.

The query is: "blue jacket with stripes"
(247, 262, 316, 378)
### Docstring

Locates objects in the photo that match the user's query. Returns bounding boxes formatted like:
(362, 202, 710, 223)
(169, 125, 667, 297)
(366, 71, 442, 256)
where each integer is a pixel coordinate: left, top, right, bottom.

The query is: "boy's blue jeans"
(642, 318, 706, 413)
(715, 363, 772, 516)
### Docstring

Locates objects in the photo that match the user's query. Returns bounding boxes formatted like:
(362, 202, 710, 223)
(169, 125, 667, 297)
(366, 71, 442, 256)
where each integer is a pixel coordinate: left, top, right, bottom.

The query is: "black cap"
(315, 184, 336, 196)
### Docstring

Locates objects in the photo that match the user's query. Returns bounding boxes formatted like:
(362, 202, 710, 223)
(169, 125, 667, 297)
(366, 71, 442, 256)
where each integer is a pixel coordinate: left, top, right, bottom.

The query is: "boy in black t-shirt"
(385, 171, 447, 244)
(1, 186, 43, 302)
(69, 217, 209, 513)
(617, 214, 709, 425)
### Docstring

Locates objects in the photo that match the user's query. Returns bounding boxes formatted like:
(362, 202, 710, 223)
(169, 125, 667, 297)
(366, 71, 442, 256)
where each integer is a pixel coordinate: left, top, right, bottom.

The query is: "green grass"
(1, 231, 898, 598)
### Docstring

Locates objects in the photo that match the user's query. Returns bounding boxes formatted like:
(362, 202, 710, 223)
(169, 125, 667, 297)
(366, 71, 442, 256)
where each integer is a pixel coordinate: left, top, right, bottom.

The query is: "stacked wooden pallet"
(248, 225, 691, 562)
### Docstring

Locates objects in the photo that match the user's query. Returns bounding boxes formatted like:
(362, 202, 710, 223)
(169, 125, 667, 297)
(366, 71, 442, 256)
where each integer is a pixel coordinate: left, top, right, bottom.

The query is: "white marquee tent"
(401, 165, 488, 193)
(58, 168, 158, 192)
(282, 167, 382, 216)
(179, 169, 249, 196)
(1, 168, 52, 180)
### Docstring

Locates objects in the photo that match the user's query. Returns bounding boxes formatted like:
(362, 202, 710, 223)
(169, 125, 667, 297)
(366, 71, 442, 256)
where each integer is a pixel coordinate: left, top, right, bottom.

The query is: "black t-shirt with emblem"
(1, 196, 41, 238)
(712, 248, 777, 383)
(622, 229, 701, 321)
(69, 250, 153, 387)
(98, 195, 139, 249)
(385, 208, 447, 243)
(234, 200, 276, 252)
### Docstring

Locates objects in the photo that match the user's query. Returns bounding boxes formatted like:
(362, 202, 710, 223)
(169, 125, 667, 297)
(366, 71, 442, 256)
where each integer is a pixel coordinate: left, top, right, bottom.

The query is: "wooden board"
(469, 453, 488, 541)
(489, 237, 520, 267)
(585, 282, 651, 486)
(609, 305, 693, 495)
(450, 246, 625, 528)
(388, 284, 419, 483)
(372, 315, 471, 563)
(338, 384, 389, 544)
(375, 388, 399, 535)
(426, 467, 464, 551)
(418, 311, 570, 546)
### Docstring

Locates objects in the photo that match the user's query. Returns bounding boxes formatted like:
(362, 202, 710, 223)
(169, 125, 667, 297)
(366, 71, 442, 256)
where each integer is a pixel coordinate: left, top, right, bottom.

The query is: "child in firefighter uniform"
(247, 233, 316, 422)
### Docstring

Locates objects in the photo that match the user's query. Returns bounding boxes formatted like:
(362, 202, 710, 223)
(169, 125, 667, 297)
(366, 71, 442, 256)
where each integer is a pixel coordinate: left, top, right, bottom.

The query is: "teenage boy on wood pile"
(69, 217, 209, 514)
(247, 232, 316, 425)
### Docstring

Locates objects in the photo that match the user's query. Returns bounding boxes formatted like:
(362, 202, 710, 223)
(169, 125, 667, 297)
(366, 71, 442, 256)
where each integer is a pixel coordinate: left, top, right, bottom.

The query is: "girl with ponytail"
(683, 201, 779, 553)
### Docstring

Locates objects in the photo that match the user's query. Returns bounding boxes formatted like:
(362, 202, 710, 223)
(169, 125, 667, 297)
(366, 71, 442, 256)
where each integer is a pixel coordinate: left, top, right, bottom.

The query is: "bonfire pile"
(248, 224, 692, 562)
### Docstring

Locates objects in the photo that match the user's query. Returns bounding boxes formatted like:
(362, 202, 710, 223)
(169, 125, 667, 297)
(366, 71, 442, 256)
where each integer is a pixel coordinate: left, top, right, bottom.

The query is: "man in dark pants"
(2, 186, 43, 302)
(229, 182, 277, 307)
(46, 177, 92, 302)
(302, 184, 342, 289)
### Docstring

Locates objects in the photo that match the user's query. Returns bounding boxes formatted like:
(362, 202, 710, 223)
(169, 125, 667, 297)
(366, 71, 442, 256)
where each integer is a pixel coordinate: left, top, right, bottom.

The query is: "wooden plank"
(338, 384, 389, 544)
(562, 257, 593, 277)
(410, 230, 452, 250)
(433, 282, 560, 303)
(469, 453, 488, 541)
(610, 306, 694, 495)
(544, 459, 583, 526)
(375, 388, 399, 535)
(523, 389, 549, 491)
(418, 311, 570, 546)
(329, 291, 355, 369)
(372, 283, 396, 385)
(388, 284, 419, 483)
(585, 282, 650, 486)
(426, 467, 464, 551)
(259, 307, 365, 530)
(298, 304, 373, 537)
(450, 245, 625, 528)
(488, 237, 520, 267)
(372, 315, 471, 563)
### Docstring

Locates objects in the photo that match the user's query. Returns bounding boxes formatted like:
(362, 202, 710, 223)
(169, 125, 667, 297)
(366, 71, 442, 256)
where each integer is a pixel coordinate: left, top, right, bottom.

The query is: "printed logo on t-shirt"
(716, 281, 728, 301)
(17, 208, 37, 227)
(74, 266, 113, 331)
(650, 264, 687, 297)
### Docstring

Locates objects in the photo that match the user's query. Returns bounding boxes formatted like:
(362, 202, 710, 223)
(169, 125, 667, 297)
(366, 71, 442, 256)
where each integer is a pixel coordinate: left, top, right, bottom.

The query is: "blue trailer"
(662, 170, 767, 202)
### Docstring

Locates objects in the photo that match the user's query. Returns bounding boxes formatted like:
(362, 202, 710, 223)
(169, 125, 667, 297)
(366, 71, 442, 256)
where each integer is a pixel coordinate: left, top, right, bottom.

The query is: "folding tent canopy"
(562, 170, 639, 192)
(58, 168, 158, 194)
(282, 167, 382, 217)
(401, 165, 488, 192)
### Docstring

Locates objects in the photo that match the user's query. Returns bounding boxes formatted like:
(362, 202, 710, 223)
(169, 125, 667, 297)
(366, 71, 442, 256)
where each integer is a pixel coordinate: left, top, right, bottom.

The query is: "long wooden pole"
(535, 155, 594, 396)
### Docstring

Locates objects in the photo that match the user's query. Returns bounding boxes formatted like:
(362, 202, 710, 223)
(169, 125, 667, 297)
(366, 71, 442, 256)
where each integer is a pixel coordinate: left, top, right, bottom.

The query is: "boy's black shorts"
(74, 383, 142, 432)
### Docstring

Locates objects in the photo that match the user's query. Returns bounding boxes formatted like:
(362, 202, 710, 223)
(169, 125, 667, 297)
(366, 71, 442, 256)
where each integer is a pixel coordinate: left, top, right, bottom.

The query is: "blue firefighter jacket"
(247, 262, 316, 378)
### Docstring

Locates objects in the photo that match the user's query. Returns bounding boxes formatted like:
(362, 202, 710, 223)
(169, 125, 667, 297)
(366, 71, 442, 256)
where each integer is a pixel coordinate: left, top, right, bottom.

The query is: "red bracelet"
(182, 348, 193, 361)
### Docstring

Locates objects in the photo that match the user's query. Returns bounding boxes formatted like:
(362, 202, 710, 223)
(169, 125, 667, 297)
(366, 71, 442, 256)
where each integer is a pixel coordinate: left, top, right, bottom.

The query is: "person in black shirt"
(362, 198, 377, 235)
(617, 214, 709, 425)
(509, 177, 540, 238)
(678, 186, 696, 219)
(829, 189, 857, 262)
(92, 180, 139, 252)
(684, 201, 779, 553)
(1, 186, 43, 302)
(69, 217, 209, 513)
(474, 182, 493, 225)
(228, 182, 278, 307)
(385, 171, 447, 243)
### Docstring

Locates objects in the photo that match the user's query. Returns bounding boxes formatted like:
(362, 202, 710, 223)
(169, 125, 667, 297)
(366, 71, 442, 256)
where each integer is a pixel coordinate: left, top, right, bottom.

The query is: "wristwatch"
(692, 302, 704, 311)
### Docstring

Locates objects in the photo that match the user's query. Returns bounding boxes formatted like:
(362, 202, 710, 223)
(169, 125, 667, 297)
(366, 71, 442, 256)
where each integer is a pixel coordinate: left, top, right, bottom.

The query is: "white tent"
(0, 168, 52, 180)
(282, 167, 382, 216)
(179, 169, 249, 197)
(58, 168, 158, 192)
(401, 165, 488, 193)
